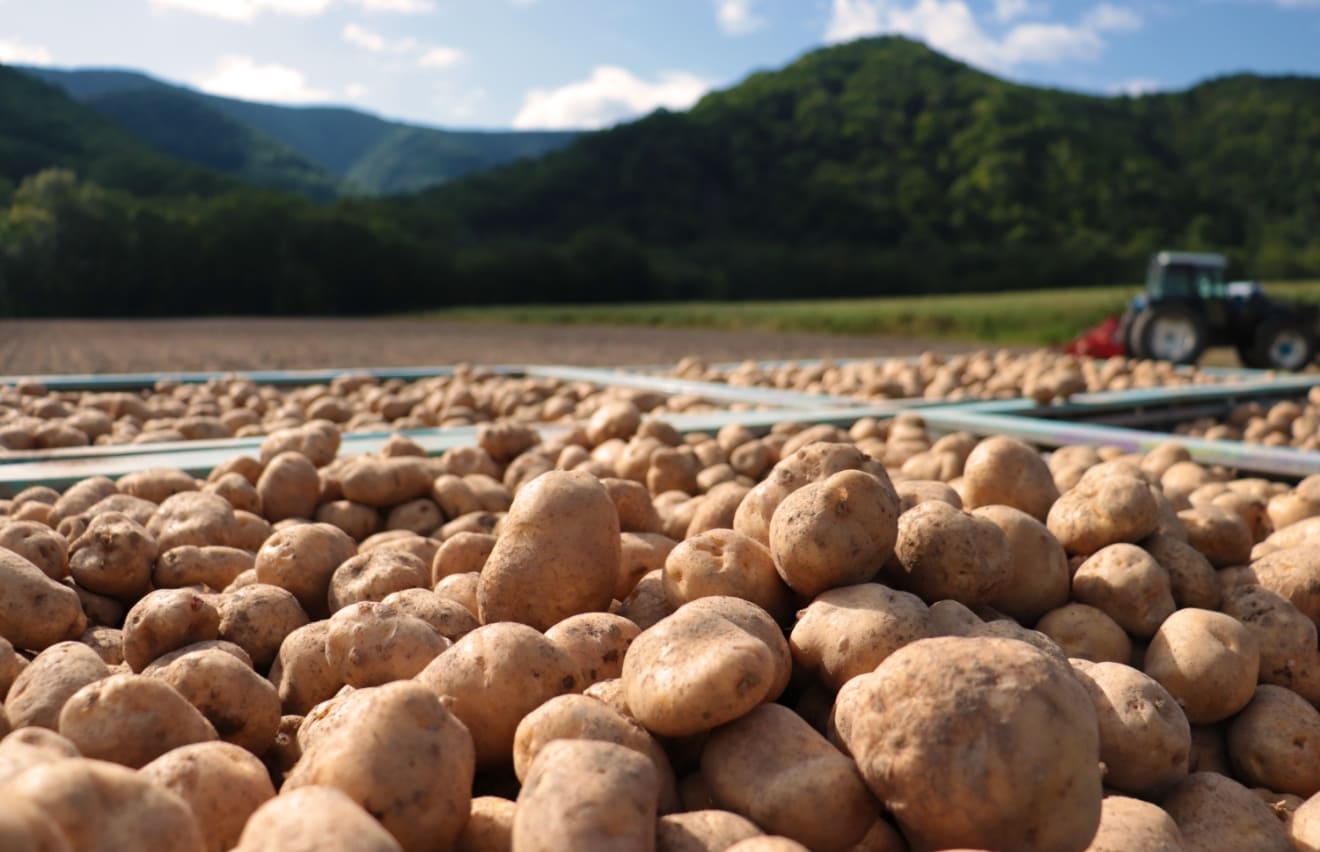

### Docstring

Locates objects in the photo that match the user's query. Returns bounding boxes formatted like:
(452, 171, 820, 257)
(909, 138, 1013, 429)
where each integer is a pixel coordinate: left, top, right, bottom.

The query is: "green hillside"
(22, 66, 578, 196)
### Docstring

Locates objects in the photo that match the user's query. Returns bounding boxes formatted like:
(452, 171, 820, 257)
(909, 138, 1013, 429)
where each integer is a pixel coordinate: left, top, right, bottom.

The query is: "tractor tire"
(1131, 305, 1208, 365)
(1235, 341, 1269, 370)
(1117, 309, 1141, 359)
(1252, 318, 1315, 372)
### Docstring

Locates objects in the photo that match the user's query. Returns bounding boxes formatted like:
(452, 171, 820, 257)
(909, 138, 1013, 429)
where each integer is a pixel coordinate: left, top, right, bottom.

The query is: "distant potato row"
(3, 400, 1320, 851)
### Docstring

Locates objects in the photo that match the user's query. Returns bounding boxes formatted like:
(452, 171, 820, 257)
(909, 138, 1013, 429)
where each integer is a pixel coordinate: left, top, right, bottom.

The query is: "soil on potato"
(0, 318, 987, 374)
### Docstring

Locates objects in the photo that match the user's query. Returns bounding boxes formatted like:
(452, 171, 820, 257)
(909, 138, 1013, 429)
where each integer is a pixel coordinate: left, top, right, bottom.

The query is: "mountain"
(0, 64, 233, 197)
(22, 66, 578, 197)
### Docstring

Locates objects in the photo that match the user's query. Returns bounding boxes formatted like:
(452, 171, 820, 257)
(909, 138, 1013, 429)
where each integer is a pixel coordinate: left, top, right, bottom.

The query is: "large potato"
(789, 583, 930, 691)
(285, 682, 474, 852)
(340, 456, 434, 507)
(961, 436, 1059, 521)
(231, 786, 404, 852)
(4, 641, 109, 730)
(1048, 472, 1159, 556)
(325, 601, 450, 687)
(269, 621, 344, 715)
(148, 646, 281, 755)
(417, 622, 578, 768)
(1086, 795, 1186, 852)
(513, 739, 659, 852)
(768, 469, 899, 598)
(623, 597, 790, 738)
(0, 795, 69, 852)
(1144, 608, 1259, 724)
(67, 510, 159, 600)
(892, 499, 1010, 607)
(140, 741, 276, 852)
(1226, 684, 1320, 797)
(840, 636, 1102, 852)
(122, 588, 221, 672)
(254, 523, 357, 619)
(1142, 532, 1221, 610)
(1036, 603, 1132, 663)
(216, 583, 309, 671)
(147, 491, 238, 551)
(328, 550, 429, 612)
(974, 504, 1070, 624)
(479, 470, 620, 630)
(733, 443, 876, 545)
(701, 703, 879, 851)
(1161, 772, 1290, 852)
(0, 549, 86, 652)
(1070, 660, 1190, 797)
(57, 673, 217, 767)
(1071, 544, 1176, 639)
(663, 529, 793, 621)
(545, 612, 640, 687)
(0, 521, 68, 580)
(2, 758, 206, 852)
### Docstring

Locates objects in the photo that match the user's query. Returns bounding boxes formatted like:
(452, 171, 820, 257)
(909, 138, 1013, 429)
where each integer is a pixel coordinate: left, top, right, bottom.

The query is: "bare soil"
(0, 318, 987, 375)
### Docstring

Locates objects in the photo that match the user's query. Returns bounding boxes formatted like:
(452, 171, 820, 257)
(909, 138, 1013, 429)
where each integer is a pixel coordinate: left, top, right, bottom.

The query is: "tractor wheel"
(1116, 309, 1141, 359)
(1131, 305, 1208, 365)
(1235, 341, 1269, 370)
(1252, 318, 1315, 372)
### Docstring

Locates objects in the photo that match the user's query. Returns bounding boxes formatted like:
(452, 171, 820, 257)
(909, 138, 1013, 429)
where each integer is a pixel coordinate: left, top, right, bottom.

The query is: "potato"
(325, 601, 450, 687)
(892, 499, 1010, 607)
(149, 646, 281, 754)
(231, 786, 404, 852)
(545, 612, 640, 687)
(3, 642, 109, 730)
(328, 550, 429, 612)
(974, 505, 1070, 624)
(0, 549, 87, 651)
(1162, 772, 1290, 852)
(57, 673, 216, 767)
(270, 621, 344, 715)
(122, 588, 221, 672)
(285, 682, 474, 852)
(431, 474, 482, 520)
(340, 456, 434, 507)
(117, 467, 199, 504)
(512, 694, 677, 812)
(0, 727, 79, 786)
(1142, 532, 1221, 610)
(456, 796, 516, 852)
(1226, 685, 1320, 796)
(315, 500, 381, 542)
(790, 583, 930, 691)
(256, 451, 321, 522)
(154, 545, 253, 590)
(960, 436, 1060, 521)
(260, 421, 340, 468)
(230, 509, 274, 552)
(701, 703, 879, 851)
(1179, 504, 1254, 568)
(216, 583, 309, 671)
(0, 635, 27, 697)
(385, 498, 443, 535)
(1144, 608, 1260, 724)
(1070, 660, 1190, 797)
(254, 522, 357, 619)
(47, 476, 117, 527)
(1048, 472, 1159, 556)
(769, 469, 899, 598)
(724, 840, 809, 852)
(1086, 795, 1186, 852)
(434, 571, 480, 619)
(1250, 547, 1320, 624)
(513, 739, 658, 852)
(1071, 543, 1176, 639)
(662, 529, 793, 621)
(840, 636, 1102, 852)
(0, 521, 67, 581)
(147, 491, 238, 551)
(686, 482, 751, 538)
(479, 470, 620, 630)
(1036, 604, 1131, 663)
(66, 511, 158, 600)
(2, 758, 206, 852)
(203, 471, 262, 515)
(417, 622, 578, 768)
(602, 477, 665, 534)
(380, 587, 478, 641)
(0, 795, 69, 852)
(656, 811, 764, 852)
(733, 443, 875, 545)
(140, 741, 276, 852)
(623, 596, 790, 738)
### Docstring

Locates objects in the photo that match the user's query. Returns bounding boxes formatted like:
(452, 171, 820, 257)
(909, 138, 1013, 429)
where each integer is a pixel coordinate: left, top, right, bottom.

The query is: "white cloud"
(446, 87, 488, 119)
(991, 0, 1032, 21)
(349, 0, 434, 12)
(716, 0, 765, 35)
(512, 66, 712, 130)
(148, 0, 332, 22)
(194, 55, 331, 103)
(1082, 3, 1142, 32)
(345, 82, 369, 98)
(824, 0, 1141, 70)
(341, 22, 416, 52)
(1109, 78, 1161, 96)
(0, 37, 52, 65)
(418, 46, 464, 68)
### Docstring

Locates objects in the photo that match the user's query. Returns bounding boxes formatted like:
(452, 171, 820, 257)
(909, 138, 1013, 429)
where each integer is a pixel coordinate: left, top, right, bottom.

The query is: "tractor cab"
(1117, 250, 1317, 370)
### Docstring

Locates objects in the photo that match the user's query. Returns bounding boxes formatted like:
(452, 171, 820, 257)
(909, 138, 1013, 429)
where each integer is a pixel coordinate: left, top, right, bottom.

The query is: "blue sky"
(1, 1, 1318, 129)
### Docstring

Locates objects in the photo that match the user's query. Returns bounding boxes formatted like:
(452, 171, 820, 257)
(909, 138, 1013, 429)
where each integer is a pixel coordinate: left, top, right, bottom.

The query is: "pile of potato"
(4, 398, 1320, 850)
(1176, 387, 1320, 451)
(670, 350, 1240, 404)
(0, 368, 730, 451)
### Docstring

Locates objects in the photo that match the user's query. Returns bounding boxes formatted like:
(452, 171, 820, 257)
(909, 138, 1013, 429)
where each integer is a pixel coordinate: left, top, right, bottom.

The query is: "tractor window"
(1155, 265, 1195, 298)
(1196, 267, 1227, 299)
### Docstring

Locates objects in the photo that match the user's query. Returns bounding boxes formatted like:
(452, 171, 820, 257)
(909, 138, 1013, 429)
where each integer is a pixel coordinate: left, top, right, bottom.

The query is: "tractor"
(1067, 251, 1318, 370)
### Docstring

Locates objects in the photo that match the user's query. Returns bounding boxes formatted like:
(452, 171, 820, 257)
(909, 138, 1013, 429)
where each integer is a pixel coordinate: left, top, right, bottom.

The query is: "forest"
(2, 37, 1319, 317)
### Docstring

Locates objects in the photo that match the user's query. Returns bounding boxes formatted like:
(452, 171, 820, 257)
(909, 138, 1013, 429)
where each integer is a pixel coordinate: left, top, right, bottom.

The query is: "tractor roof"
(1155, 251, 1227, 268)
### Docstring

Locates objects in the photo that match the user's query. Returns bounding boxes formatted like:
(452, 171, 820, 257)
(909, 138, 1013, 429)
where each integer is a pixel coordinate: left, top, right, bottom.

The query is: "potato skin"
(1162, 772, 1291, 852)
(4, 641, 110, 730)
(663, 529, 793, 621)
(842, 636, 1102, 852)
(1036, 603, 1132, 664)
(231, 786, 404, 852)
(961, 436, 1060, 521)
(1144, 608, 1260, 725)
(269, 620, 344, 715)
(789, 583, 930, 691)
(284, 682, 475, 852)
(513, 739, 659, 852)
(1226, 685, 1320, 797)
(1086, 796, 1185, 852)
(623, 597, 791, 738)
(769, 469, 899, 598)
(1048, 473, 1159, 556)
(57, 673, 217, 767)
(0, 549, 86, 652)
(974, 505, 1070, 624)
(478, 471, 621, 631)
(149, 646, 281, 755)
(325, 601, 450, 687)
(1071, 543, 1176, 639)
(122, 588, 221, 672)
(545, 612, 640, 687)
(140, 741, 276, 852)
(656, 811, 764, 852)
(892, 500, 1010, 607)
(254, 523, 357, 620)
(0, 796, 70, 852)
(700, 703, 879, 851)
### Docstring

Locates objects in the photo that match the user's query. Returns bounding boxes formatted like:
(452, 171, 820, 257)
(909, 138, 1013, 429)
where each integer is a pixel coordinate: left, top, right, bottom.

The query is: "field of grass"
(427, 281, 1320, 347)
